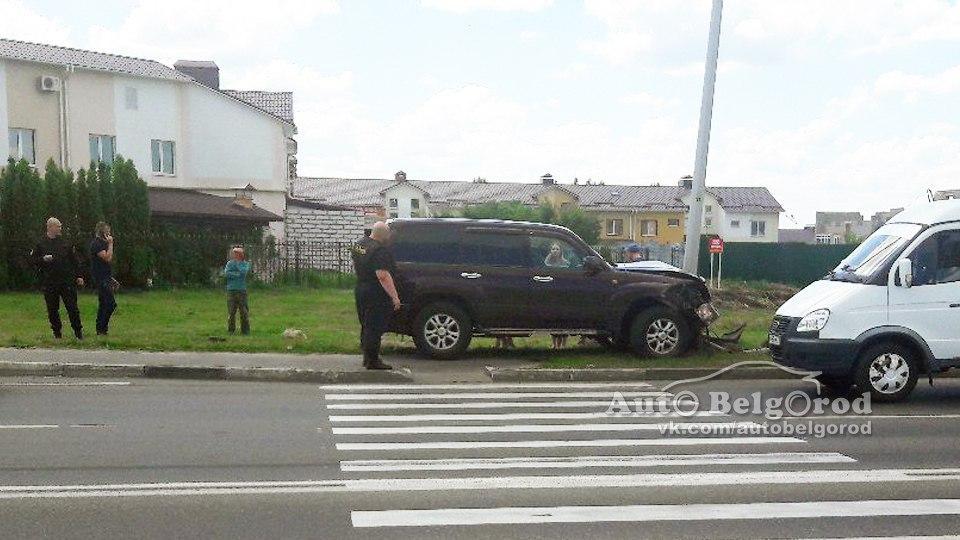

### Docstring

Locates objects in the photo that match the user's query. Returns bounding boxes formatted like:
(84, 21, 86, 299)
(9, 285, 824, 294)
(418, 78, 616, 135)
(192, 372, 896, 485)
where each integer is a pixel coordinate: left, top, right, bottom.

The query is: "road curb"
(0, 361, 414, 384)
(485, 365, 960, 382)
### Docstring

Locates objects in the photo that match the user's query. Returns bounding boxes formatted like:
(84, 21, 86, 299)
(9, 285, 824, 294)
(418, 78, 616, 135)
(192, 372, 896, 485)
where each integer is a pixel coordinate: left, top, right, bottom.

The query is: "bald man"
(31, 217, 84, 339)
(351, 221, 401, 370)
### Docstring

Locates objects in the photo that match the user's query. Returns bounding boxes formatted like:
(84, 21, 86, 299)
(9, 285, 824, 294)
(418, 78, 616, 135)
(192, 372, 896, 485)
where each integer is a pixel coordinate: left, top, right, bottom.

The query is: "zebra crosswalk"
(318, 382, 960, 535)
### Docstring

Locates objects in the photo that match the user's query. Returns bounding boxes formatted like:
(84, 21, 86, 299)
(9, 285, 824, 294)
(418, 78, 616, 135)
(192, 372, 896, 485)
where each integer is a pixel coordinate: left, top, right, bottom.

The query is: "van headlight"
(796, 309, 830, 333)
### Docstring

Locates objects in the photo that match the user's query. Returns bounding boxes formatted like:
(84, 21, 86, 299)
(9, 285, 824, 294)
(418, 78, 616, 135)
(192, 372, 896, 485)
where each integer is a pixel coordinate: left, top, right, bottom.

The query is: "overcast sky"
(7, 0, 960, 226)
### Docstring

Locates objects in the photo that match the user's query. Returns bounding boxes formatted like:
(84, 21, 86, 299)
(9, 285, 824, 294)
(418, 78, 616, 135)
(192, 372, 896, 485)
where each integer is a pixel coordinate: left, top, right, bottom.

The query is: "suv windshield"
(830, 223, 922, 281)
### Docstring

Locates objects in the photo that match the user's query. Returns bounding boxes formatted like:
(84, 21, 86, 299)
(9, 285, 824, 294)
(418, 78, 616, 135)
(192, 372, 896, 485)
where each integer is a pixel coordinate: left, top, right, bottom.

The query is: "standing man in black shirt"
(31, 217, 84, 339)
(351, 221, 401, 370)
(90, 222, 116, 336)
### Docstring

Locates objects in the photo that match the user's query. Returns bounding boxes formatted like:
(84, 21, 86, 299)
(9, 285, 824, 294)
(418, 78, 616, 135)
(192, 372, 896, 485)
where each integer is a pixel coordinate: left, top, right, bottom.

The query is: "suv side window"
(909, 230, 960, 286)
(462, 232, 526, 267)
(530, 235, 586, 270)
(393, 226, 460, 264)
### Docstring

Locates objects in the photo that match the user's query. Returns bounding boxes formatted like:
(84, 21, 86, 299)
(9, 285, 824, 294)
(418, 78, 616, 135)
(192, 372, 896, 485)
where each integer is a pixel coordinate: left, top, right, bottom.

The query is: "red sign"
(709, 237, 724, 254)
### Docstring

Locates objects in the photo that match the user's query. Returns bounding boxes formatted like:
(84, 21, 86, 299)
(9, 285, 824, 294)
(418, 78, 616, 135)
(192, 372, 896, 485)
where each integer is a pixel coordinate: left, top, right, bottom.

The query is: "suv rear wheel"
(630, 307, 691, 357)
(413, 302, 473, 359)
(854, 343, 919, 402)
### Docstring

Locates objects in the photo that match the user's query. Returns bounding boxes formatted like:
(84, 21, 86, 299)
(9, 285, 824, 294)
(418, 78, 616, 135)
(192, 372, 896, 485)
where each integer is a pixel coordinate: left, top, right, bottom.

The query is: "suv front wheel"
(413, 302, 473, 359)
(630, 307, 691, 357)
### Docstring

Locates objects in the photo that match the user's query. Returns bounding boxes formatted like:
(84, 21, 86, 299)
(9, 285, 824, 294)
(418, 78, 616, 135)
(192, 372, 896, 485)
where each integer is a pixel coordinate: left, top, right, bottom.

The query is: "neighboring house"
(779, 226, 817, 244)
(291, 172, 784, 245)
(148, 186, 282, 232)
(0, 39, 296, 238)
(284, 196, 365, 243)
(815, 211, 874, 244)
(871, 207, 903, 230)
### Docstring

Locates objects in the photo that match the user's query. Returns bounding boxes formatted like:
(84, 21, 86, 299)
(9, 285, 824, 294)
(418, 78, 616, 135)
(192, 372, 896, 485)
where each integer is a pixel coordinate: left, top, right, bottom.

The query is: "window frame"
(667, 218, 680, 228)
(640, 219, 658, 237)
(462, 229, 529, 268)
(751, 220, 766, 237)
(151, 139, 176, 176)
(906, 229, 960, 286)
(730, 220, 740, 228)
(8, 128, 36, 165)
(89, 134, 116, 165)
(606, 219, 623, 237)
(529, 234, 587, 271)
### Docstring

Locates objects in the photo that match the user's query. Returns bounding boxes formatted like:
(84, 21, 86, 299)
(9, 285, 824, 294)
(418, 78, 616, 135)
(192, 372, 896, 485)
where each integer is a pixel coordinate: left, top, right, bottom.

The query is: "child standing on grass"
(224, 247, 251, 335)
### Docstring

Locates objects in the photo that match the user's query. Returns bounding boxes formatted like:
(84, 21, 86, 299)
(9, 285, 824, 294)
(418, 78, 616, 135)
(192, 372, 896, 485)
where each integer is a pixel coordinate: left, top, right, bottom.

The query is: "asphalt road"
(2, 376, 960, 539)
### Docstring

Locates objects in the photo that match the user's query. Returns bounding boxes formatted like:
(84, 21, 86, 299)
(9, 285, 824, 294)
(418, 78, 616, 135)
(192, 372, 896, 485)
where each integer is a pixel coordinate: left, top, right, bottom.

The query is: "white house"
(0, 39, 296, 238)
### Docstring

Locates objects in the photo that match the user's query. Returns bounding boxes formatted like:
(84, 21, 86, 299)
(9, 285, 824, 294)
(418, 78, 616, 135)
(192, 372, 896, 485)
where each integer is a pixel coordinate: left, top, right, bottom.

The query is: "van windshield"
(830, 223, 922, 282)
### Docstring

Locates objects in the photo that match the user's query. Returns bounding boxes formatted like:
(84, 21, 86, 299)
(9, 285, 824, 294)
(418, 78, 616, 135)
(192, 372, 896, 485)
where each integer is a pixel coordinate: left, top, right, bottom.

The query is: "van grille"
(769, 316, 792, 335)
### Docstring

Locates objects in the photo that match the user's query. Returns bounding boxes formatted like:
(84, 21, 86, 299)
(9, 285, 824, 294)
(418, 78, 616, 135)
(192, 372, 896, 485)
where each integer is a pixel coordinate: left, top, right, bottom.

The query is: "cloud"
(551, 62, 590, 80)
(620, 92, 675, 109)
(663, 60, 754, 78)
(84, 0, 339, 63)
(420, 0, 554, 13)
(0, 0, 71, 45)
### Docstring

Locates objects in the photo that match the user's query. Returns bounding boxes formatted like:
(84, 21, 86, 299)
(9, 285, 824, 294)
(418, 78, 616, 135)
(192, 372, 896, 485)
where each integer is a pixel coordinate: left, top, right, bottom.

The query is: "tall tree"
(110, 157, 152, 286)
(42, 159, 78, 240)
(95, 160, 117, 226)
(75, 168, 103, 241)
(0, 159, 46, 288)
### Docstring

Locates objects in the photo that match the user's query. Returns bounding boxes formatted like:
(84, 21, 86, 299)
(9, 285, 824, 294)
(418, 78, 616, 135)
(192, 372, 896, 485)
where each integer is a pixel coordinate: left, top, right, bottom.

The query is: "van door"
(888, 227, 960, 360)
(527, 234, 612, 329)
(460, 229, 532, 329)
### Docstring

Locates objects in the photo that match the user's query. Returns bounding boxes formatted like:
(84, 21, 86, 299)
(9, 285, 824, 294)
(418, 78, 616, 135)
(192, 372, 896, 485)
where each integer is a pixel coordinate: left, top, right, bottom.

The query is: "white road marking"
(329, 411, 724, 423)
(319, 382, 653, 391)
(781, 414, 960, 420)
(336, 436, 804, 451)
(325, 391, 670, 401)
(0, 381, 131, 387)
(340, 451, 855, 472)
(327, 399, 689, 410)
(4, 468, 960, 499)
(0, 424, 59, 430)
(330, 421, 758, 435)
(351, 498, 960, 528)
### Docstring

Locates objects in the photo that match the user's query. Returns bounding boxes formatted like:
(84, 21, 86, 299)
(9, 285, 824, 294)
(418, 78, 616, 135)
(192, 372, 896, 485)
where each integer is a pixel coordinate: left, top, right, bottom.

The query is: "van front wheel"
(413, 302, 473, 359)
(854, 343, 919, 403)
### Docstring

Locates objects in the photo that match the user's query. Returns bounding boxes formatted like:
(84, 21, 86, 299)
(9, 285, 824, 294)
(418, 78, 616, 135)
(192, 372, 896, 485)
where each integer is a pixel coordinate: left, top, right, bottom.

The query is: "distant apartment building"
(290, 172, 784, 245)
(0, 39, 296, 237)
(779, 226, 816, 244)
(815, 208, 903, 244)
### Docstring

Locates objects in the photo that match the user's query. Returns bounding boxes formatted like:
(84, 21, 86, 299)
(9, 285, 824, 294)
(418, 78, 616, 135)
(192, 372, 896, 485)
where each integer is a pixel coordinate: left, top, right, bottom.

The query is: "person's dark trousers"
(227, 291, 250, 335)
(43, 285, 82, 339)
(95, 279, 117, 335)
(355, 286, 392, 365)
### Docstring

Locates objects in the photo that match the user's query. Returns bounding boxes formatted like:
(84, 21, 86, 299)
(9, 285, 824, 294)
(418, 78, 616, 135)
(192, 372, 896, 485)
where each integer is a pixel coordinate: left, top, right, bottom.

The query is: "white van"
(771, 199, 960, 402)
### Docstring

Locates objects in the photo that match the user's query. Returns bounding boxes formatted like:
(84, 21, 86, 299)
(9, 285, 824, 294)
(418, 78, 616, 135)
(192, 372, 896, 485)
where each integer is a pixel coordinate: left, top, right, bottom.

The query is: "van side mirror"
(896, 259, 913, 288)
(584, 256, 607, 275)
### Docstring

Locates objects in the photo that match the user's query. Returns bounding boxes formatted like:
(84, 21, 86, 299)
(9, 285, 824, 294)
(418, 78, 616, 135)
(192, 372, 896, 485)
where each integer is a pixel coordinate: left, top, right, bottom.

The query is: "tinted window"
(462, 232, 526, 267)
(393, 226, 460, 264)
(909, 230, 960, 286)
(530, 236, 586, 270)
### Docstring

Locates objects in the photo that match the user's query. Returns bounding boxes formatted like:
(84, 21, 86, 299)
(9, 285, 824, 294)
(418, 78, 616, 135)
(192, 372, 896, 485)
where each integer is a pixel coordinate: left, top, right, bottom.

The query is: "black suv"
(388, 218, 717, 359)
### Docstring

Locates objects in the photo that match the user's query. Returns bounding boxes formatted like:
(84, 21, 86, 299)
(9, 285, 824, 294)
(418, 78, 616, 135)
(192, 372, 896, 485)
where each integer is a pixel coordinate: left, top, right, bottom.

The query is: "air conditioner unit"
(38, 75, 61, 92)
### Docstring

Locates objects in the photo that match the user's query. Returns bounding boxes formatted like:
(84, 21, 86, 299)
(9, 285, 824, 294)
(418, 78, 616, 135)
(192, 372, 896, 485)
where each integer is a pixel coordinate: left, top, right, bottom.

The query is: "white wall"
(182, 84, 286, 193)
(720, 211, 780, 242)
(383, 183, 428, 218)
(113, 76, 183, 187)
(0, 61, 7, 162)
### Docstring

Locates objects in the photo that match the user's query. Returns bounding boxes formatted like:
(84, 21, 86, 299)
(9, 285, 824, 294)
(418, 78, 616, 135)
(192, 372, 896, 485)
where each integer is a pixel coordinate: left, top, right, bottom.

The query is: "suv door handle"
(460, 272, 482, 279)
(951, 303, 960, 308)
(533, 276, 554, 283)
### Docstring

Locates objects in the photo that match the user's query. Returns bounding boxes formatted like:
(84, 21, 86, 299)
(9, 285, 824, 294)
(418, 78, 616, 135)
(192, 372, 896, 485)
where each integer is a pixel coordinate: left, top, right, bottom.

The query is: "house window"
(641, 219, 658, 237)
(667, 218, 680, 228)
(389, 198, 398, 209)
(151, 139, 175, 175)
(124, 87, 138, 110)
(8, 128, 35, 165)
(410, 199, 421, 218)
(606, 219, 623, 236)
(704, 217, 713, 227)
(751, 220, 766, 237)
(705, 205, 713, 213)
(389, 211, 399, 219)
(730, 220, 740, 228)
(89, 134, 116, 165)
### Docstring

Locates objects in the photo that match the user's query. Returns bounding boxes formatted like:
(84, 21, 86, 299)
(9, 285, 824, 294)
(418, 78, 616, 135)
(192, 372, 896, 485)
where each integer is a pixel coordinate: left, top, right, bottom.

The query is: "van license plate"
(768, 334, 781, 346)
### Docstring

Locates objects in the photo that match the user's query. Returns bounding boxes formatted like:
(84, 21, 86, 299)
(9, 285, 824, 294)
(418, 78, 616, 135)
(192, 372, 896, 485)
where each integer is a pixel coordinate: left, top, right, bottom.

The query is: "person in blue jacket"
(224, 247, 252, 335)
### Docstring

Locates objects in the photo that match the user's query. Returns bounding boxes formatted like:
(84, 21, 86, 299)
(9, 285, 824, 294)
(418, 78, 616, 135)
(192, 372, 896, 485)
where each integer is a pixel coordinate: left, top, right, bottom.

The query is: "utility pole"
(682, 0, 723, 274)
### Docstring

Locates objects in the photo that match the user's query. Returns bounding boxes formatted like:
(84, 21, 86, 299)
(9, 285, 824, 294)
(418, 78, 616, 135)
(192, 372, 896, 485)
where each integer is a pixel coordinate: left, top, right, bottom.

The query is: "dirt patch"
(711, 281, 799, 310)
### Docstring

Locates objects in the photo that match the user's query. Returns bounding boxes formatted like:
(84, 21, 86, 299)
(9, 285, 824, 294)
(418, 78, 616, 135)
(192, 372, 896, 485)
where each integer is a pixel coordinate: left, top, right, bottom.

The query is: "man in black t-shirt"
(89, 222, 116, 336)
(351, 221, 401, 370)
(31, 217, 84, 339)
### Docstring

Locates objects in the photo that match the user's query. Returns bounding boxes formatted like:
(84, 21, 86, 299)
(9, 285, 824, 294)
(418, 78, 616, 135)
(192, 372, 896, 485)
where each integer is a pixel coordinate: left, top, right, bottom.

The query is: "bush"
(0, 159, 46, 289)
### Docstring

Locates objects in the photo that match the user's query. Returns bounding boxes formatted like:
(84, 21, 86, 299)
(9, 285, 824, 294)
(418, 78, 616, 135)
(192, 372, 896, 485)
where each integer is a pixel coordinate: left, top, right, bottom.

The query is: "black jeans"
(95, 279, 117, 335)
(355, 286, 392, 364)
(43, 285, 81, 337)
(227, 291, 250, 335)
